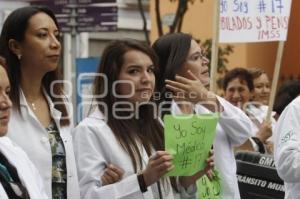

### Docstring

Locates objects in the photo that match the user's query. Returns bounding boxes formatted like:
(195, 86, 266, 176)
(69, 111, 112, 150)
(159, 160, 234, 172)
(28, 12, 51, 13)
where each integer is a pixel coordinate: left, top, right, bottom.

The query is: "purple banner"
(52, 0, 69, 5)
(77, 6, 117, 14)
(51, 6, 72, 14)
(56, 15, 116, 26)
(56, 16, 70, 24)
(59, 24, 117, 33)
(29, 0, 69, 6)
(76, 15, 117, 23)
(76, 0, 116, 4)
(28, 0, 118, 33)
(60, 26, 72, 33)
(76, 25, 117, 32)
(30, 1, 71, 14)
(29, 3, 117, 16)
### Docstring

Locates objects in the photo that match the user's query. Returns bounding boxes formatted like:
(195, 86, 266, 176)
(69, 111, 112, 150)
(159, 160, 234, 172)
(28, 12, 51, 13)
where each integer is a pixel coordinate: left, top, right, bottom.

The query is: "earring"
(17, 54, 22, 60)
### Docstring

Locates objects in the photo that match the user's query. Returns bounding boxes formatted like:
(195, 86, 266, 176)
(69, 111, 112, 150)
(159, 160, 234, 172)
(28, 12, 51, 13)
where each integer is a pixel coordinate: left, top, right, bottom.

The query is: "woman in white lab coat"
(274, 95, 300, 199)
(73, 39, 212, 199)
(152, 33, 255, 199)
(223, 68, 273, 154)
(0, 57, 48, 199)
(247, 68, 277, 153)
(0, 6, 80, 199)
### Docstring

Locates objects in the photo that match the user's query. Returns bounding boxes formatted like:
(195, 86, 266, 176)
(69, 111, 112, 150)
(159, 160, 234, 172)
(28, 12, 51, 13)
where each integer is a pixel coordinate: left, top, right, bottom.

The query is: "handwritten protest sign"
(164, 114, 219, 176)
(219, 0, 292, 43)
(197, 170, 221, 199)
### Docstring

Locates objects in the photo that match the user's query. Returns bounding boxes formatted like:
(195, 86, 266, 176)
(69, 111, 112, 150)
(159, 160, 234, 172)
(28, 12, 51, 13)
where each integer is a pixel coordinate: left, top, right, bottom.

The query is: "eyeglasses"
(186, 50, 207, 62)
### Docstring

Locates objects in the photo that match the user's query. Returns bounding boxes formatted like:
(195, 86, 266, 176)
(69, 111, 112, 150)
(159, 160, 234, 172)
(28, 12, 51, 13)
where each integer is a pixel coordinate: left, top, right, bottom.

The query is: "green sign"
(197, 170, 221, 199)
(164, 114, 219, 176)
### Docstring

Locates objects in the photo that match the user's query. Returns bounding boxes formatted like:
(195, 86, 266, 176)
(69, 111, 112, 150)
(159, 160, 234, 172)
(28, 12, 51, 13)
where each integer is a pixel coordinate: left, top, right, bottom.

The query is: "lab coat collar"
(89, 107, 106, 120)
(170, 100, 183, 115)
(247, 104, 276, 119)
(19, 89, 62, 127)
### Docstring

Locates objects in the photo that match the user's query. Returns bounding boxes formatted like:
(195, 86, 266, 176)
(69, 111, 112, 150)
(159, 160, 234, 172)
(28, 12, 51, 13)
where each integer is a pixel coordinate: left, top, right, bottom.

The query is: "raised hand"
(165, 72, 210, 104)
(165, 71, 221, 112)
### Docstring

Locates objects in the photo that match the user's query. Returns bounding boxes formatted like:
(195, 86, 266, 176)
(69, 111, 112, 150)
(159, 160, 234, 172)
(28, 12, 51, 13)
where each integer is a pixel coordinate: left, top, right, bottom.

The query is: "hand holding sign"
(164, 114, 219, 176)
(179, 150, 215, 188)
(197, 169, 221, 199)
(142, 151, 174, 186)
(256, 120, 272, 143)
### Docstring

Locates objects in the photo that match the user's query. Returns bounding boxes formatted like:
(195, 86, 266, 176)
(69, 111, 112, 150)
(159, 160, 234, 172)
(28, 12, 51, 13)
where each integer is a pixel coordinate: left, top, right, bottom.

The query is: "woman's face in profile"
(0, 65, 12, 136)
(17, 12, 61, 74)
(178, 39, 210, 86)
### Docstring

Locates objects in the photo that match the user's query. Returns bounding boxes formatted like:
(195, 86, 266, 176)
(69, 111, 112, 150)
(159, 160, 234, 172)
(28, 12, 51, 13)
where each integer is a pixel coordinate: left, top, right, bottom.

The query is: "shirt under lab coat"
(171, 96, 255, 199)
(274, 96, 300, 199)
(0, 136, 48, 199)
(72, 108, 196, 199)
(7, 90, 80, 199)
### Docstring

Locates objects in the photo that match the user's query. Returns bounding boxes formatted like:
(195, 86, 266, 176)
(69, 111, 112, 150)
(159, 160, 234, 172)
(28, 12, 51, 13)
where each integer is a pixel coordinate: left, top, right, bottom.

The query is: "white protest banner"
(219, 0, 292, 43)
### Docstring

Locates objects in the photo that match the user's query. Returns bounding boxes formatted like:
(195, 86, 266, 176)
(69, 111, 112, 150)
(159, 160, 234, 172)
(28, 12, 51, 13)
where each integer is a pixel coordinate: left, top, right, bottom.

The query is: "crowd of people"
(0, 5, 300, 199)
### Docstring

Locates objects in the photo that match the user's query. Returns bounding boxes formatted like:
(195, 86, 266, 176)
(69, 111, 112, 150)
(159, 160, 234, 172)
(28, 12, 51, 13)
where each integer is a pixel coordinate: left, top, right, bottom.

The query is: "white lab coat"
(7, 90, 80, 199)
(0, 136, 48, 199)
(171, 96, 255, 199)
(274, 96, 300, 199)
(73, 108, 196, 199)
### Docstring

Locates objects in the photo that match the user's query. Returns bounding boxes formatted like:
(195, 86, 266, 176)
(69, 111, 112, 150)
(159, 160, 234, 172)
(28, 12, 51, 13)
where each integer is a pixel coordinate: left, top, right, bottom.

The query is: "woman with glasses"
(152, 33, 255, 199)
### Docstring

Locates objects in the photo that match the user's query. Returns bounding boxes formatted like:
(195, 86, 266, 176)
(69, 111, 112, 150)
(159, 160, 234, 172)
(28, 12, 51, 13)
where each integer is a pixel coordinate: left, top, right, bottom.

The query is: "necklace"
(31, 102, 37, 111)
(27, 98, 39, 111)
(25, 94, 42, 112)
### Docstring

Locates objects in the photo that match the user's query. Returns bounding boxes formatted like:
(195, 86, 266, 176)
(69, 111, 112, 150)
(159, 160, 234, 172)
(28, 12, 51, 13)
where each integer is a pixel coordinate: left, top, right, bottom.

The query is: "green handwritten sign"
(164, 114, 219, 176)
(197, 170, 221, 199)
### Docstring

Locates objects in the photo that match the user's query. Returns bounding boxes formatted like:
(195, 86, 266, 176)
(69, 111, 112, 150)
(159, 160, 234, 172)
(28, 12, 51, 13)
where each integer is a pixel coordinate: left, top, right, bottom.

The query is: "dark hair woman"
(223, 67, 254, 108)
(73, 39, 212, 199)
(152, 33, 254, 199)
(0, 6, 80, 199)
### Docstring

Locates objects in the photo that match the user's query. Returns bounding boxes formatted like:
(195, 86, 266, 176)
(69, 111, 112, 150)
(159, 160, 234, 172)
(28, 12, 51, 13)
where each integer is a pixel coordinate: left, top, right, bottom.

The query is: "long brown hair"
(152, 33, 193, 118)
(94, 39, 164, 172)
(0, 6, 70, 126)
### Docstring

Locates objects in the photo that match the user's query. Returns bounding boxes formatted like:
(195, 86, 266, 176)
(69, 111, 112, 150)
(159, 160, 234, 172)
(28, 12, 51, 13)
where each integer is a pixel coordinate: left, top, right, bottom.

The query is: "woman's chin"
(202, 78, 210, 87)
